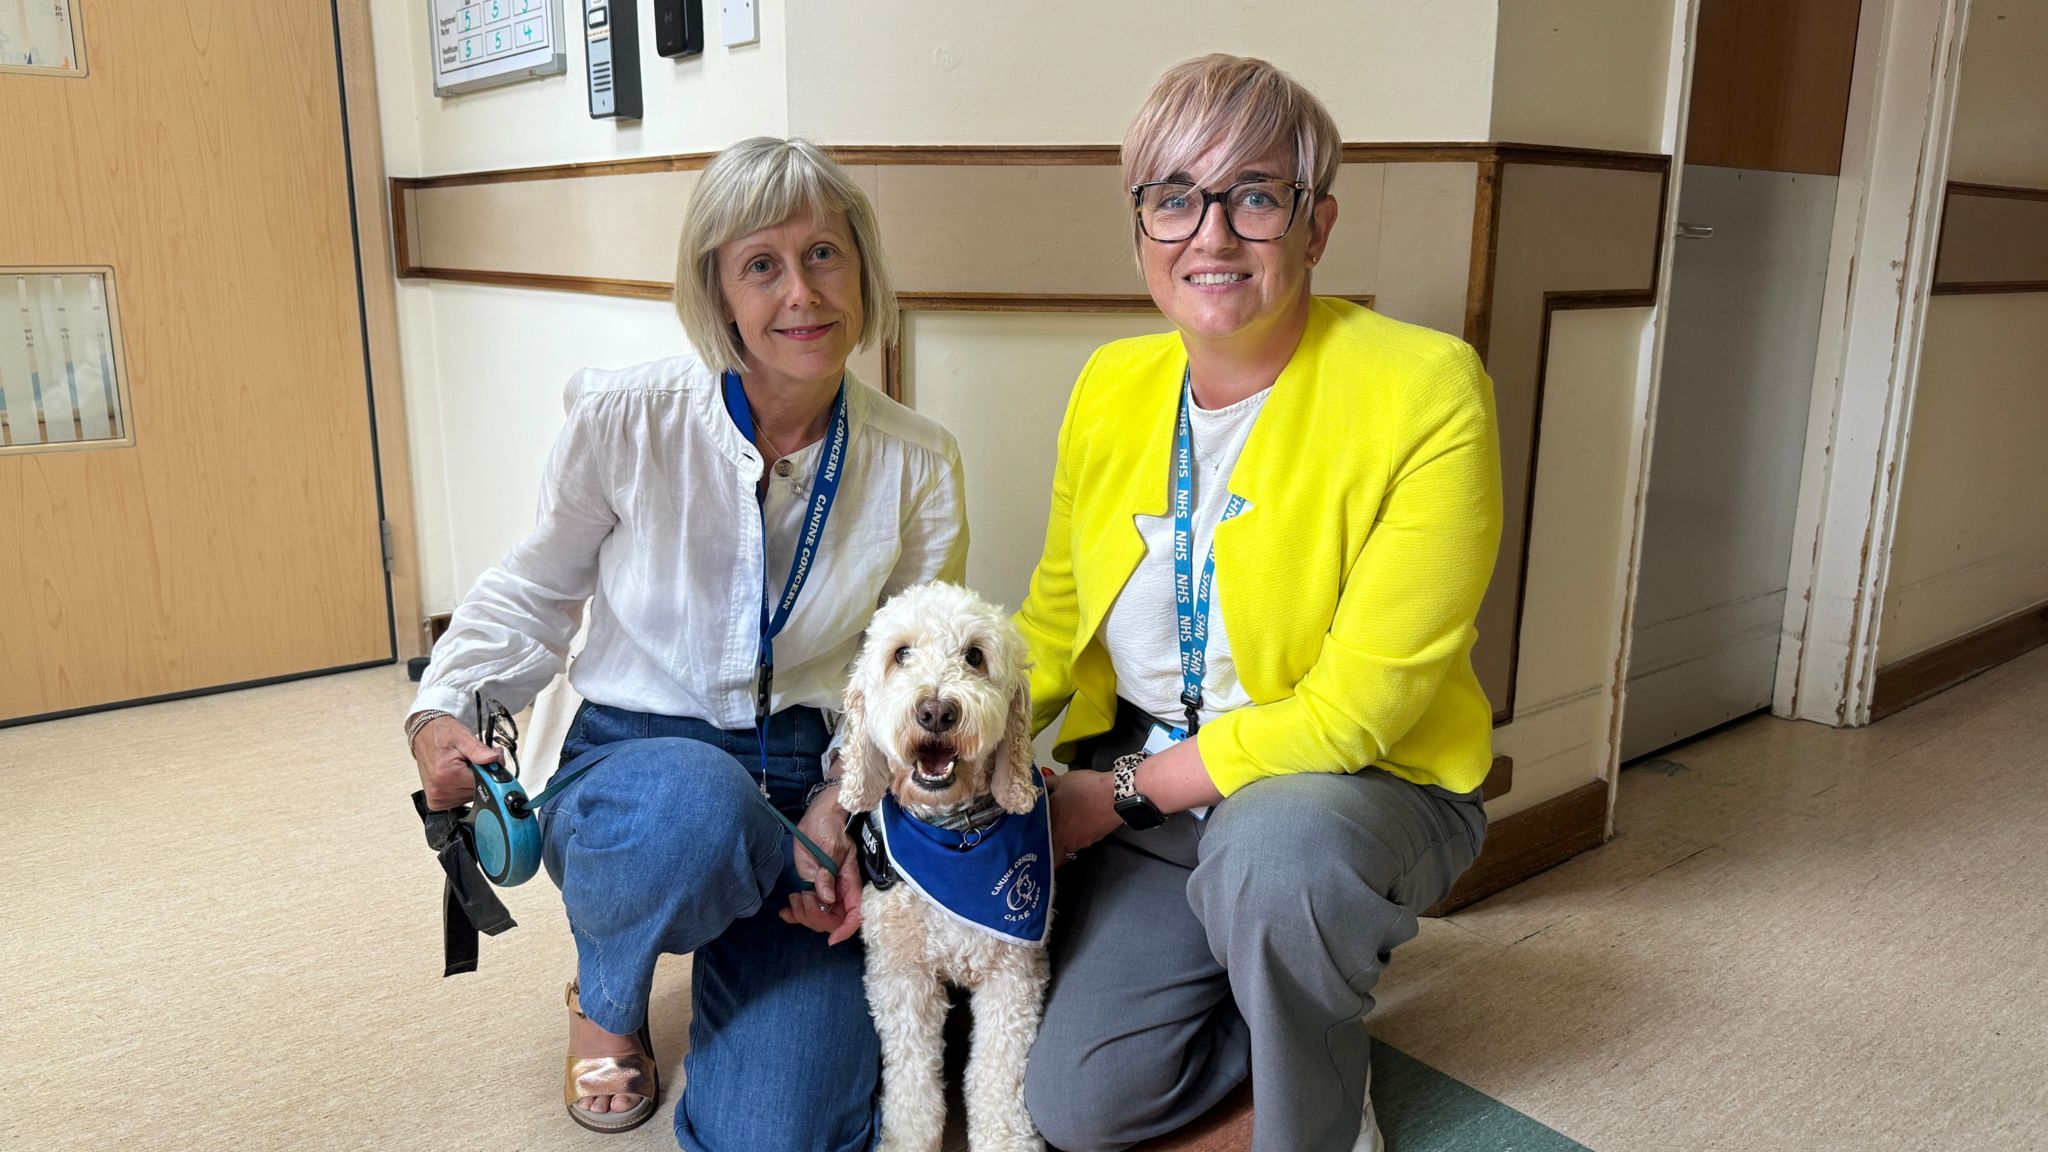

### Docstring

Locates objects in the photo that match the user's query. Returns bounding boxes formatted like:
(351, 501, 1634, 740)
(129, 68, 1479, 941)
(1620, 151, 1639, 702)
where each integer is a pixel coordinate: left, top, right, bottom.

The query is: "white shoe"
(1354, 1063, 1384, 1152)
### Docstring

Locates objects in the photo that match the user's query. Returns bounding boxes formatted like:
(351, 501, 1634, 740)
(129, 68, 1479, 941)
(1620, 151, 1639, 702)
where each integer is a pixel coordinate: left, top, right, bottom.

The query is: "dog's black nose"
(916, 697, 959, 734)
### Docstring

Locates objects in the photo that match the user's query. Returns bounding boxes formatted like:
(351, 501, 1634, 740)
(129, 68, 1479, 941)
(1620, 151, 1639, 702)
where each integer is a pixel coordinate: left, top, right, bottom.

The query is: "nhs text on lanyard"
(1173, 365, 1245, 740)
(723, 370, 849, 795)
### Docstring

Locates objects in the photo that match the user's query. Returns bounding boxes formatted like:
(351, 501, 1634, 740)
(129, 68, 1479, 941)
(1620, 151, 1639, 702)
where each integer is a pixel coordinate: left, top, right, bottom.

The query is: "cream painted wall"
(370, 0, 788, 176)
(1489, 0, 1677, 152)
(1881, 295, 2048, 662)
(1493, 307, 1650, 818)
(904, 312, 1171, 616)
(1877, 2, 2048, 665)
(417, 285, 693, 599)
(784, 0, 1498, 145)
(1946, 1, 2048, 187)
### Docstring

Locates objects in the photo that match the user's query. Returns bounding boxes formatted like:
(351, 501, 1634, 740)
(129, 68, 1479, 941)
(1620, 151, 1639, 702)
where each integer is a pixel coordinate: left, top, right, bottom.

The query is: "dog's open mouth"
(911, 741, 958, 790)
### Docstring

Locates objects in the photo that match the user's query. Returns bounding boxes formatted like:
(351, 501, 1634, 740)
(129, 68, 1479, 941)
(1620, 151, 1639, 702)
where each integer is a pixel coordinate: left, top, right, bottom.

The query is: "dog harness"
(858, 776, 1053, 947)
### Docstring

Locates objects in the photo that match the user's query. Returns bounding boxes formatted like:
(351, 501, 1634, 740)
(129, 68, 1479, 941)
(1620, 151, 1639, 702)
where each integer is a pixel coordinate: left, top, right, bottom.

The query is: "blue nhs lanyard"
(722, 369, 849, 795)
(1173, 366, 1246, 738)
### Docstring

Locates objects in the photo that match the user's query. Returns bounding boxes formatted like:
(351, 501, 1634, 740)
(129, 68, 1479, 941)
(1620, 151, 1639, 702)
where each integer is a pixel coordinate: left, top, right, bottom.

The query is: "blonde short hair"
(1121, 55, 1341, 242)
(674, 137, 898, 374)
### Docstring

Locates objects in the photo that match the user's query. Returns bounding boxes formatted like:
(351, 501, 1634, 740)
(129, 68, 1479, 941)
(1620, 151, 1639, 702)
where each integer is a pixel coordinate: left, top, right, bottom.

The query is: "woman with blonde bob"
(1017, 56, 1501, 1151)
(405, 137, 965, 1149)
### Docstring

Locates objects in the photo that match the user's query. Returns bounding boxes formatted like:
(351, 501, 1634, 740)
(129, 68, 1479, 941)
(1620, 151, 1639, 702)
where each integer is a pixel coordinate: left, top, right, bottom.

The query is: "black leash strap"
(412, 790, 517, 977)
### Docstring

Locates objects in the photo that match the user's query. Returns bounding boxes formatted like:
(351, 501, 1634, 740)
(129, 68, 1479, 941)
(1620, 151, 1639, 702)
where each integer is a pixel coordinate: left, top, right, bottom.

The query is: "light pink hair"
(1121, 54, 1342, 233)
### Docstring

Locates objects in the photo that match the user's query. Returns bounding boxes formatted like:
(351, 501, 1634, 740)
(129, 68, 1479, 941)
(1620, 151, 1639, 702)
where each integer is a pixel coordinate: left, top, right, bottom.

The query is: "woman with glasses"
(404, 137, 965, 1148)
(1016, 55, 1502, 1152)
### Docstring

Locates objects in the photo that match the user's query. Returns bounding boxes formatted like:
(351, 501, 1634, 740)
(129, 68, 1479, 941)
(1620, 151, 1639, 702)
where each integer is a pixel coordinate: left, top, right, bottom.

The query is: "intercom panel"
(584, 0, 642, 119)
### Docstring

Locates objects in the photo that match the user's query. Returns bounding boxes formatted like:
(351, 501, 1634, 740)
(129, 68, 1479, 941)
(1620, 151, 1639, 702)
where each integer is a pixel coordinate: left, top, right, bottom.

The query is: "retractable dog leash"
(413, 692, 840, 977)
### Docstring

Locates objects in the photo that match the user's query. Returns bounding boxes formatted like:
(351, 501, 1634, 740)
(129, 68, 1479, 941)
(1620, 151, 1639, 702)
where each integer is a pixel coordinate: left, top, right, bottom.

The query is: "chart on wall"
(432, 0, 565, 95)
(0, 0, 85, 75)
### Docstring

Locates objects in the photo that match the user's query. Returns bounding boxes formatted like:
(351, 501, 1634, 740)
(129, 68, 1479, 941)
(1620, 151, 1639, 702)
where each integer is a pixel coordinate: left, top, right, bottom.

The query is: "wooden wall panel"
(1933, 183, 2048, 293)
(413, 171, 698, 286)
(1481, 163, 1668, 720)
(1685, 0, 1864, 175)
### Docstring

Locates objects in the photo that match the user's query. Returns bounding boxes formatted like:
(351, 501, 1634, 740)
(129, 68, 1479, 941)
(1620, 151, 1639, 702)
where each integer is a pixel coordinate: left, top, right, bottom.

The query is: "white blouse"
(409, 350, 968, 733)
(1100, 385, 1272, 728)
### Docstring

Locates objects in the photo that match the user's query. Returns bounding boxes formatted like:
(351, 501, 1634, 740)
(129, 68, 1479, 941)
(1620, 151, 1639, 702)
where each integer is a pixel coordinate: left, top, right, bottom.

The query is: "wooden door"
(0, 0, 391, 722)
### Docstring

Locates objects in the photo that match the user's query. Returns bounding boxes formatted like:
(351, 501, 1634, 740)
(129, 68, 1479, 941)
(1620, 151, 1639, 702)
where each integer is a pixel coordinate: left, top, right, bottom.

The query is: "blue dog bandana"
(876, 777, 1053, 947)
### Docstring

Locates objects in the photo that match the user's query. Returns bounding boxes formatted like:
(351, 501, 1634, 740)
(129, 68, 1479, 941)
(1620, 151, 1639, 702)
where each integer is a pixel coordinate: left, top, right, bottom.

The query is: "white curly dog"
(839, 582, 1050, 1152)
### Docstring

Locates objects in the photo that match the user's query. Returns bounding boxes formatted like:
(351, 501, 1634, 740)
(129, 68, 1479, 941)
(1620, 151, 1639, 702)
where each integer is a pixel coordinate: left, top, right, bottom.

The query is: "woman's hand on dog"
(410, 714, 501, 810)
(781, 786, 865, 945)
(1049, 768, 1121, 865)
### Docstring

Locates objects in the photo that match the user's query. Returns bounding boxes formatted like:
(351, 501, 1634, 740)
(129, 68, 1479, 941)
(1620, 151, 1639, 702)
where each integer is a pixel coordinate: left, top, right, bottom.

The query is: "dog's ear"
(993, 680, 1039, 815)
(836, 681, 884, 814)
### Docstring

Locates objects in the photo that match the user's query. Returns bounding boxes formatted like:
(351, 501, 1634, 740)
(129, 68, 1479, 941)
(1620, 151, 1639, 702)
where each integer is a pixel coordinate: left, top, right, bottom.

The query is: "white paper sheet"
(0, 0, 81, 72)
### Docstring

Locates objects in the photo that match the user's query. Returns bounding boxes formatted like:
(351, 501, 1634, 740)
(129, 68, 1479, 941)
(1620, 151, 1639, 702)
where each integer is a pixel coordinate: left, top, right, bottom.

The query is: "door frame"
(1603, 0, 1973, 822)
(1773, 0, 1974, 726)
(336, 0, 426, 661)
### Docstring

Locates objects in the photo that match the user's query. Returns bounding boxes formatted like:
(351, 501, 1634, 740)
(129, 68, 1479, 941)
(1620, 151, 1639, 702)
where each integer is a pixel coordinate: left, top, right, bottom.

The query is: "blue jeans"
(541, 701, 880, 1152)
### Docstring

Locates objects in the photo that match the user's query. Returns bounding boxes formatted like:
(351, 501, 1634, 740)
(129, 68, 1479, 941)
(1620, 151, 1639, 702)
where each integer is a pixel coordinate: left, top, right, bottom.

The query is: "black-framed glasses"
(1131, 178, 1310, 243)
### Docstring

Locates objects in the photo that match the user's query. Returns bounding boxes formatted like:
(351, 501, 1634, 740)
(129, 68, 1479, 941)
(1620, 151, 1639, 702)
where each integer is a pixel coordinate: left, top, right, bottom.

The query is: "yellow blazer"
(1016, 297, 1502, 796)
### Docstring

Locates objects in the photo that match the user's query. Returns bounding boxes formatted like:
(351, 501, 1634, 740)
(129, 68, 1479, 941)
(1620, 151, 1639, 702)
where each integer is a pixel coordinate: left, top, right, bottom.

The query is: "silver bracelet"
(405, 709, 453, 749)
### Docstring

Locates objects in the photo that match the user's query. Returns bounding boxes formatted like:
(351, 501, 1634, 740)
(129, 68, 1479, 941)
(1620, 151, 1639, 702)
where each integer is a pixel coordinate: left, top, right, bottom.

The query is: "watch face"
(1114, 794, 1167, 831)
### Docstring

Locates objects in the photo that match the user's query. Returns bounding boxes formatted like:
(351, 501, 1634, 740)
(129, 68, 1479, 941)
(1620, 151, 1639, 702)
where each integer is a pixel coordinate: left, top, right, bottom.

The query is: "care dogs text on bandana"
(874, 778, 1052, 947)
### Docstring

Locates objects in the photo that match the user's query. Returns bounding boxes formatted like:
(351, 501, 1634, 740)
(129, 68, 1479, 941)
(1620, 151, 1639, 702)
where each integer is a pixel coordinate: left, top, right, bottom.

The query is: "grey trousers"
(1023, 710, 1486, 1152)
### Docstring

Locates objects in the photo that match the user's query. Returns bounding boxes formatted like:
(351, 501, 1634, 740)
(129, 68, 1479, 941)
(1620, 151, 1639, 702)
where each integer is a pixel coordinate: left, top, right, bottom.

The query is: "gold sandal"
(564, 980, 659, 1134)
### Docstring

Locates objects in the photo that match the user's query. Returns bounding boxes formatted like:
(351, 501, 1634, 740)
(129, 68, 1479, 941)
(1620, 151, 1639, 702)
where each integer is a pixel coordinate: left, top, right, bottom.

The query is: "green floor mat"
(1374, 1043, 1592, 1151)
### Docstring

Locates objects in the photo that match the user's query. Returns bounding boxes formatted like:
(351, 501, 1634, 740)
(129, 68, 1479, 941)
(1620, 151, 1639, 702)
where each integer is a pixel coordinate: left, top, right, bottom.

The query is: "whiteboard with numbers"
(431, 0, 565, 96)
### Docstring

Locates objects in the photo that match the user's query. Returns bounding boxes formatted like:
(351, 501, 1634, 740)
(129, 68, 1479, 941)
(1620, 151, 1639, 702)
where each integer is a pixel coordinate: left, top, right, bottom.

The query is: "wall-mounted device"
(654, 0, 703, 58)
(431, 0, 566, 97)
(721, 0, 757, 48)
(584, 0, 642, 119)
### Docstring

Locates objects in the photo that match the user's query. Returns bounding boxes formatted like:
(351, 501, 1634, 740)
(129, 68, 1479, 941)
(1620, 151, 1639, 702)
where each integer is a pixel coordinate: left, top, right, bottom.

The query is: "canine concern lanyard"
(723, 370, 850, 793)
(1173, 366, 1246, 738)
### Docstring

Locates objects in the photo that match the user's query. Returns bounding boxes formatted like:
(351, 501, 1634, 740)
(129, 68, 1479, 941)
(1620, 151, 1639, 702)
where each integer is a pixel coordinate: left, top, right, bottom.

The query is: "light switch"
(722, 0, 757, 47)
